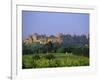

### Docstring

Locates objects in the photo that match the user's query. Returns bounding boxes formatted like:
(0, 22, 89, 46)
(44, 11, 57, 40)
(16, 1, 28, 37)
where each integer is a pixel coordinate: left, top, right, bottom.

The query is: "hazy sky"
(22, 11, 89, 38)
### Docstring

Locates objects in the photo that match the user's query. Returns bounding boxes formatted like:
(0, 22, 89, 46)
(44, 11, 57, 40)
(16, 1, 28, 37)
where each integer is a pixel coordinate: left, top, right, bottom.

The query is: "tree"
(44, 41, 53, 53)
(56, 47, 66, 53)
(72, 46, 89, 57)
(81, 46, 89, 57)
(66, 47, 73, 53)
(22, 43, 33, 55)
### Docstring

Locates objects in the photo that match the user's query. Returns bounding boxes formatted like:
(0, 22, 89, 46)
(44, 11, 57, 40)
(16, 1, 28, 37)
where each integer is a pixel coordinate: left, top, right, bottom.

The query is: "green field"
(22, 53, 89, 69)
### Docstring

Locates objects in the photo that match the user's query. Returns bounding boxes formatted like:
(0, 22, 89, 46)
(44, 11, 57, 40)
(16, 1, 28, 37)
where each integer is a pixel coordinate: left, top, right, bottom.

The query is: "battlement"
(23, 33, 63, 44)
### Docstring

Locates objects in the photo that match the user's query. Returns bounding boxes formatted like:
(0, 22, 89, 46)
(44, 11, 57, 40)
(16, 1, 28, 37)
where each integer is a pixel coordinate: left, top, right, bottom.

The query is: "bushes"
(22, 53, 89, 69)
(45, 54, 55, 60)
(33, 54, 41, 60)
(33, 58, 49, 68)
(22, 55, 33, 69)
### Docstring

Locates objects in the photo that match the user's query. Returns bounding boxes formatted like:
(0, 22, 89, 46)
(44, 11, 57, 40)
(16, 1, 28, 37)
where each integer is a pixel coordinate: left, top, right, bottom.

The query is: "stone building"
(23, 33, 63, 44)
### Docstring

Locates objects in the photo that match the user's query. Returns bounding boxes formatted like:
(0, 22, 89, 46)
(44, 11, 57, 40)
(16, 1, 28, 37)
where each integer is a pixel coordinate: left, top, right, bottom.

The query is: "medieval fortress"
(23, 33, 63, 44)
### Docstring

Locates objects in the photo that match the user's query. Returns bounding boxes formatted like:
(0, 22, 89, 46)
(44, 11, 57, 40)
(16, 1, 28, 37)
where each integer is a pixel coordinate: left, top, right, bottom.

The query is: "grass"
(22, 53, 89, 69)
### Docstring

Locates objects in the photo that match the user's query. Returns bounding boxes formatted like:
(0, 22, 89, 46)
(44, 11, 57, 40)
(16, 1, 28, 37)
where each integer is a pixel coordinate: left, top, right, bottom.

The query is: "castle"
(23, 33, 63, 44)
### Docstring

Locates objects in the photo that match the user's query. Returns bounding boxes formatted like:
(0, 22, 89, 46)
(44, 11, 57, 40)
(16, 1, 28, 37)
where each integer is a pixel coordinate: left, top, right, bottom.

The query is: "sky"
(22, 11, 89, 38)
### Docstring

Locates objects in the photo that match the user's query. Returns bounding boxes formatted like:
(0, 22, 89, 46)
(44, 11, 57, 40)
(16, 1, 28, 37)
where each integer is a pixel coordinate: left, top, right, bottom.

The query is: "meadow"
(22, 53, 89, 69)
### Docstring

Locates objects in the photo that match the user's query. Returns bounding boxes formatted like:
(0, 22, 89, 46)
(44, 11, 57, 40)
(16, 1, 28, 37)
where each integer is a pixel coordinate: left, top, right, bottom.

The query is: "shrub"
(49, 59, 58, 67)
(32, 54, 41, 60)
(22, 56, 33, 69)
(78, 58, 89, 66)
(55, 59, 65, 67)
(33, 58, 49, 68)
(45, 54, 55, 60)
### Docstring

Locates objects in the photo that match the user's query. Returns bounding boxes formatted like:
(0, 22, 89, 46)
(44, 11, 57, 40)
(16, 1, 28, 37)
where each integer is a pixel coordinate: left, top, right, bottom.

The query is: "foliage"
(22, 53, 89, 69)
(33, 58, 49, 68)
(22, 34, 89, 69)
(22, 55, 33, 69)
(22, 43, 33, 55)
(72, 46, 89, 57)
(32, 54, 41, 60)
(45, 54, 55, 60)
(23, 41, 89, 57)
(44, 41, 54, 53)
(56, 47, 66, 53)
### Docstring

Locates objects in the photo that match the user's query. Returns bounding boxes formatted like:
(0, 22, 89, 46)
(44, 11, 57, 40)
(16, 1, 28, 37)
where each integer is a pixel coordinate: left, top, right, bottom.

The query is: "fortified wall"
(23, 33, 63, 44)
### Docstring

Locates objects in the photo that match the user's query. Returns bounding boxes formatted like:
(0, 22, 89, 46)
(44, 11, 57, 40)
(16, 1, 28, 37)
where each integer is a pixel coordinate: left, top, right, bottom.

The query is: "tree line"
(23, 34, 89, 57)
